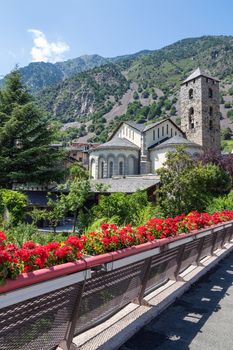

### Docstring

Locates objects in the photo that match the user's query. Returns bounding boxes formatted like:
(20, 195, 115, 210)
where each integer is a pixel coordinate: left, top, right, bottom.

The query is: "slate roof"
(182, 67, 219, 84)
(91, 176, 160, 193)
(94, 137, 139, 150)
(125, 121, 145, 132)
(152, 135, 202, 150)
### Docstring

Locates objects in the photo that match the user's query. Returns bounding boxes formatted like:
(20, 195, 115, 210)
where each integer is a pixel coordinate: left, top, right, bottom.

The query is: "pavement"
(120, 252, 233, 350)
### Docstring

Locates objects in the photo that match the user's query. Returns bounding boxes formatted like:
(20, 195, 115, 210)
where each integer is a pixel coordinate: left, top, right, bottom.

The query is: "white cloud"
(28, 29, 70, 63)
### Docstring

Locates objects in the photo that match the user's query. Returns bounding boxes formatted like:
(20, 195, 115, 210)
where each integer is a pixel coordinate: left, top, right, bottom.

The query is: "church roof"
(182, 67, 219, 84)
(94, 137, 139, 150)
(125, 121, 145, 131)
(151, 135, 202, 150)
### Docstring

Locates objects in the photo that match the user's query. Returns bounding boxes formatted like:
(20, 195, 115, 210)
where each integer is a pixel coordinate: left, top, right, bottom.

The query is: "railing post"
(211, 231, 218, 256)
(58, 280, 86, 350)
(194, 237, 205, 266)
(133, 257, 152, 306)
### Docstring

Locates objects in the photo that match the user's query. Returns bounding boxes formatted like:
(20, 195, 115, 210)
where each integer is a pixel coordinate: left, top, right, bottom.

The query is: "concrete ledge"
(58, 243, 233, 350)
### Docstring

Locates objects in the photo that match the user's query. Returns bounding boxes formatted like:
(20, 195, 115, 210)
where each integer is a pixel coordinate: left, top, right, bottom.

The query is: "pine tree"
(0, 69, 64, 187)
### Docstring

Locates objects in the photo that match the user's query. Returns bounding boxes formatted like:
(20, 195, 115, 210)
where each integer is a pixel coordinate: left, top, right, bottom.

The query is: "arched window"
(171, 128, 173, 137)
(109, 161, 113, 178)
(100, 161, 104, 179)
(166, 124, 169, 134)
(209, 106, 213, 116)
(209, 88, 213, 98)
(189, 107, 194, 129)
(153, 130, 155, 140)
(162, 126, 164, 136)
(189, 89, 193, 99)
(157, 128, 160, 138)
(119, 161, 123, 175)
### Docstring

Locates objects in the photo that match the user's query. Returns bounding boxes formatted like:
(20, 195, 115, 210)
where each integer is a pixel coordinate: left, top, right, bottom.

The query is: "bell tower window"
(189, 107, 194, 129)
(209, 106, 213, 116)
(189, 89, 193, 99)
(209, 88, 213, 98)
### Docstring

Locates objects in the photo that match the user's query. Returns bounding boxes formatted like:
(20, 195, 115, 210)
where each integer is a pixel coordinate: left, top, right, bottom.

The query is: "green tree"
(157, 147, 231, 217)
(221, 127, 232, 140)
(0, 69, 64, 187)
(0, 189, 28, 225)
(60, 165, 91, 233)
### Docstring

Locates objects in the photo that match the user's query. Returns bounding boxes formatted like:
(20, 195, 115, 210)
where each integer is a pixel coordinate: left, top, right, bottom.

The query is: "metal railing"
(0, 222, 233, 350)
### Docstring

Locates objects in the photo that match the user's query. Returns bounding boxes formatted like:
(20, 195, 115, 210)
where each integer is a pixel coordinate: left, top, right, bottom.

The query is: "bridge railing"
(0, 221, 233, 350)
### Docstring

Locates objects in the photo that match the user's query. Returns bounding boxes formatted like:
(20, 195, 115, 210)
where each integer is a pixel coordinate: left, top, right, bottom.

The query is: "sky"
(1, 0, 233, 76)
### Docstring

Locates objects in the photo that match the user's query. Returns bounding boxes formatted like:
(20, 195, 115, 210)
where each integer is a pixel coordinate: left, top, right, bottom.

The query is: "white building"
(90, 68, 220, 179)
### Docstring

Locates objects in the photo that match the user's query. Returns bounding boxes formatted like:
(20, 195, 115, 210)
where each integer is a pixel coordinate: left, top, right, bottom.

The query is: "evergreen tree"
(0, 69, 64, 187)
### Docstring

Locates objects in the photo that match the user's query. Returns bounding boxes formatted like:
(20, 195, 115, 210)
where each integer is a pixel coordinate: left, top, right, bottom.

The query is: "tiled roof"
(182, 67, 219, 84)
(95, 137, 139, 150)
(152, 135, 202, 149)
(91, 176, 160, 193)
(125, 121, 145, 131)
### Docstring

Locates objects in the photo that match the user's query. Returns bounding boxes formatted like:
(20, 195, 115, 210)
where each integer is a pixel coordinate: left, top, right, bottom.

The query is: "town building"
(90, 68, 220, 179)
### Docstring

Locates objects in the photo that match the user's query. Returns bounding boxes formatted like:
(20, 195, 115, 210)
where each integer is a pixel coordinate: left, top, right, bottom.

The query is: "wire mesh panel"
(145, 247, 181, 293)
(0, 282, 83, 350)
(212, 228, 225, 251)
(75, 259, 148, 335)
(222, 225, 233, 245)
(198, 234, 214, 260)
(178, 239, 201, 273)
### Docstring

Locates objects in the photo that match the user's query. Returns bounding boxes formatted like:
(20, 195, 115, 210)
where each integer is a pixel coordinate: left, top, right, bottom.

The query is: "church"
(89, 68, 221, 179)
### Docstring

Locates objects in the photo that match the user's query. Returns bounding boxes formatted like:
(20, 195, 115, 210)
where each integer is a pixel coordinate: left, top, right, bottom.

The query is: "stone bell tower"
(180, 67, 220, 152)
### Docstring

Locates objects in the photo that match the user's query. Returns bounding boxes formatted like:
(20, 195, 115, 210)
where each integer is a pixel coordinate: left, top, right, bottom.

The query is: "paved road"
(120, 252, 233, 350)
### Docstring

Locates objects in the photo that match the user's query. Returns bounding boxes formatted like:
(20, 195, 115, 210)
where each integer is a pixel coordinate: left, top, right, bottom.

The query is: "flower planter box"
(0, 220, 232, 350)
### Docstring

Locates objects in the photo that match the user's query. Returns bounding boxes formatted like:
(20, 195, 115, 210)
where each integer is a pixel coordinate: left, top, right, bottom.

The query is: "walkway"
(120, 252, 233, 350)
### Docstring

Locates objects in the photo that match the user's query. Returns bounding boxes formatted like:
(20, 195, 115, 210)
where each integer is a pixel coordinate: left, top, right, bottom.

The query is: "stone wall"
(180, 76, 220, 152)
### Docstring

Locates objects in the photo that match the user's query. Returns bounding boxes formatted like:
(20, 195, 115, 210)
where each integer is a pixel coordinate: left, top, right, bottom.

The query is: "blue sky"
(1, 0, 233, 76)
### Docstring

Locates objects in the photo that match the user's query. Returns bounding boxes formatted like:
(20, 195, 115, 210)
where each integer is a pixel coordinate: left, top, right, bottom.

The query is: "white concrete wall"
(89, 148, 139, 179)
(144, 121, 183, 149)
(116, 123, 142, 148)
(150, 145, 203, 174)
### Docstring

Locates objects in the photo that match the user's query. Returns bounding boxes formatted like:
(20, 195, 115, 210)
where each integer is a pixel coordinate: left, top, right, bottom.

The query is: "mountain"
(0, 54, 109, 91)
(2, 35, 233, 147)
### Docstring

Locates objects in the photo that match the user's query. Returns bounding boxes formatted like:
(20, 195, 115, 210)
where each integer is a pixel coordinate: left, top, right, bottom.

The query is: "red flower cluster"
(1, 210, 233, 285)
(84, 210, 233, 255)
(0, 235, 85, 285)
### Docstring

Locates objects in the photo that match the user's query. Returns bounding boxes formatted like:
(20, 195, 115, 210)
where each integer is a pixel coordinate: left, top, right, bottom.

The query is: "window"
(171, 128, 173, 137)
(206, 78, 208, 83)
(129, 129, 131, 138)
(153, 130, 155, 140)
(100, 162, 104, 179)
(162, 126, 164, 136)
(209, 88, 213, 98)
(109, 161, 113, 177)
(189, 107, 194, 129)
(119, 161, 123, 175)
(186, 82, 188, 87)
(193, 79, 196, 83)
(166, 124, 169, 134)
(189, 89, 193, 99)
(157, 128, 160, 138)
(132, 131, 134, 140)
(126, 127, 128, 137)
(209, 106, 213, 116)
(209, 120, 213, 130)
(175, 131, 177, 136)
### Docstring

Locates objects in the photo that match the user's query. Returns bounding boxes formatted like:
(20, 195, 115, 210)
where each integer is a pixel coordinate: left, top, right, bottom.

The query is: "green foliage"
(221, 127, 232, 140)
(5, 222, 69, 247)
(1, 190, 27, 225)
(224, 102, 232, 109)
(0, 69, 64, 187)
(90, 191, 154, 227)
(157, 146, 231, 217)
(206, 190, 233, 213)
(227, 109, 233, 122)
